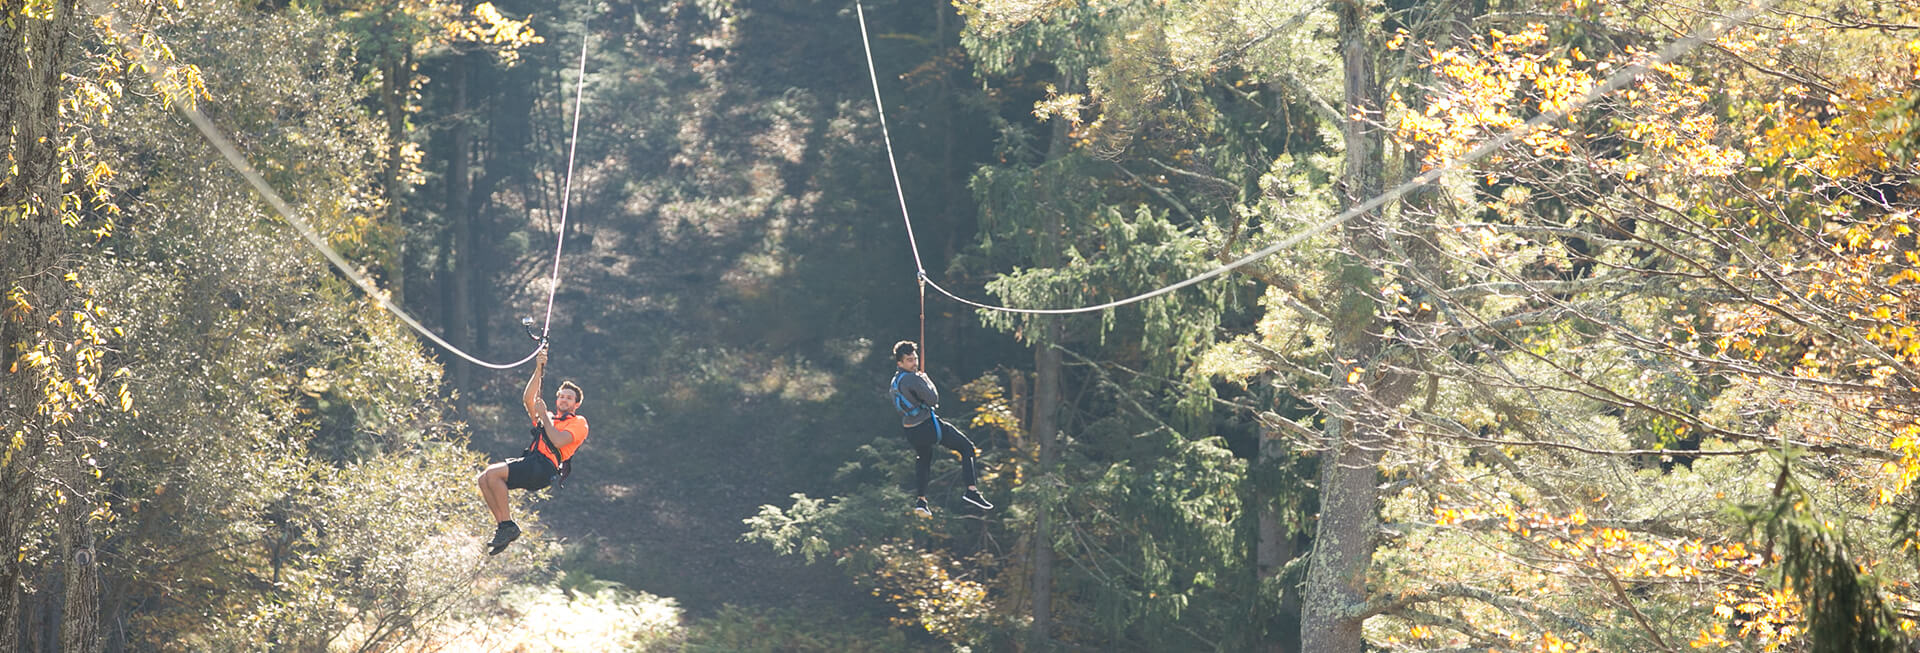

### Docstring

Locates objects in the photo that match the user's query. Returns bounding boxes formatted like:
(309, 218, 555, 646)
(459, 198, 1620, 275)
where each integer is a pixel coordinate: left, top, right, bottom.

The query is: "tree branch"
(1147, 157, 1239, 190)
(1241, 339, 1332, 384)
(1591, 549, 1680, 652)
(1356, 582, 1593, 639)
(1269, 68, 1344, 126)
(1442, 277, 1629, 302)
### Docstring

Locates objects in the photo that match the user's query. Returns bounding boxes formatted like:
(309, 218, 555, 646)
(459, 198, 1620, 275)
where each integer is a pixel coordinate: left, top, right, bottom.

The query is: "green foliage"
(955, 0, 1113, 78)
(1739, 461, 1914, 653)
(746, 369, 1291, 650)
(1037, 434, 1256, 650)
(742, 493, 847, 565)
(734, 1, 1339, 651)
(14, 1, 565, 647)
(36, 0, 1920, 650)
(673, 604, 920, 653)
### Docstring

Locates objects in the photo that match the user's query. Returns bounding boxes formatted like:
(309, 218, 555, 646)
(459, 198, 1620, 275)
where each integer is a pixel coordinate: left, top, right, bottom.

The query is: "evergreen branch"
(1216, 0, 1327, 67)
(1474, 369, 1906, 464)
(1589, 548, 1679, 652)
(1429, 514, 1713, 542)
(1257, 410, 1322, 443)
(1746, 465, 1916, 651)
(1241, 339, 1332, 384)
(1355, 582, 1592, 636)
(1274, 552, 1312, 585)
(1401, 283, 1909, 464)
(1601, 182, 1912, 369)
(1268, 68, 1344, 126)
(1397, 607, 1507, 650)
(1714, 430, 1902, 463)
(1433, 356, 1906, 464)
(1230, 264, 1333, 324)
(1146, 158, 1239, 190)
(1416, 254, 1920, 400)
(1441, 277, 1631, 302)
(1080, 355, 1299, 419)
(1418, 423, 1772, 460)
(1411, 222, 1639, 248)
(1428, 299, 1608, 349)
(1056, 346, 1177, 436)
(1769, 6, 1920, 30)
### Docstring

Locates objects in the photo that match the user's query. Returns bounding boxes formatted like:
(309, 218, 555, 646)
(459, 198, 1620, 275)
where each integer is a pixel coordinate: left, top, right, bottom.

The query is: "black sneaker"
(961, 489, 994, 510)
(912, 498, 932, 518)
(486, 521, 521, 555)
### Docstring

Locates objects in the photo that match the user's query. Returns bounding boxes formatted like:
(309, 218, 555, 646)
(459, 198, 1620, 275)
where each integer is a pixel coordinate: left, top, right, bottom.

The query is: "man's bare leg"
(477, 464, 513, 523)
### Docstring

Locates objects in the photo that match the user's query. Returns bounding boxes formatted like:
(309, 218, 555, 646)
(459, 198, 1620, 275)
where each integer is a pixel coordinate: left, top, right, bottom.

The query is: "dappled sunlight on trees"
(11, 0, 1920, 648)
(747, 0, 1920, 650)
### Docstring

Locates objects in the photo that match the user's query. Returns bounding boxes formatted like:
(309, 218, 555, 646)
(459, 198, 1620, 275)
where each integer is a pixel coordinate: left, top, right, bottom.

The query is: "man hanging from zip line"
(477, 348, 590, 555)
(890, 340, 992, 517)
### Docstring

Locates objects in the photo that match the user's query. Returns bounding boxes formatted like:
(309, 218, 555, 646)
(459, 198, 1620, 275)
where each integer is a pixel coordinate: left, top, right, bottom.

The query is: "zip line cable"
(174, 107, 544, 370)
(855, 0, 1776, 316)
(854, 1, 932, 368)
(854, 2, 929, 278)
(135, 21, 593, 370)
(543, 38, 593, 342)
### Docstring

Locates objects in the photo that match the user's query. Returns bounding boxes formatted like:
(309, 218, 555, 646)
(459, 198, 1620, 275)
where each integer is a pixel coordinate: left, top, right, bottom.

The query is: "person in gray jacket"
(890, 340, 992, 516)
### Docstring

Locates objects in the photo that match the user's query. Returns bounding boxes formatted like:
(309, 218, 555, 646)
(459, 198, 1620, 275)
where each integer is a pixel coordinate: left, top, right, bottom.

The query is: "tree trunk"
(26, 586, 57, 653)
(0, 2, 79, 649)
(58, 499, 100, 653)
(381, 49, 413, 305)
(1028, 71, 1078, 652)
(1256, 425, 1300, 653)
(1030, 334, 1060, 651)
(446, 50, 475, 392)
(1300, 389, 1386, 653)
(1299, 2, 1398, 651)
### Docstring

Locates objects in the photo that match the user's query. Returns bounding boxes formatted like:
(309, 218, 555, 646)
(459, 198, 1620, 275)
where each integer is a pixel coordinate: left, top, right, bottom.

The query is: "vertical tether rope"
(919, 276, 927, 372)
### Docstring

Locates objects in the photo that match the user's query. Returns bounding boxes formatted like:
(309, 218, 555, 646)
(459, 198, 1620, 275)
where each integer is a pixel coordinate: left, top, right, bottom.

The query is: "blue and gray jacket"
(890, 370, 938, 427)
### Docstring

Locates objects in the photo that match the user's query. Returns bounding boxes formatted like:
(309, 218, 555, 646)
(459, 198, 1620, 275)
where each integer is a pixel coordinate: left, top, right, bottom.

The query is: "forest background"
(5, 0, 1920, 651)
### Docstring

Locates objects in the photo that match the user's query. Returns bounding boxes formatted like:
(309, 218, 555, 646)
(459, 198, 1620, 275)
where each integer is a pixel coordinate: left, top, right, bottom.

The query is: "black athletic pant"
(904, 416, 978, 498)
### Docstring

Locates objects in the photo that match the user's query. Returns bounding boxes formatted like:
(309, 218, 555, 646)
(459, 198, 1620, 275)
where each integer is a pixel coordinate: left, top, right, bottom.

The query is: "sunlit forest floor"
(458, 391, 932, 650)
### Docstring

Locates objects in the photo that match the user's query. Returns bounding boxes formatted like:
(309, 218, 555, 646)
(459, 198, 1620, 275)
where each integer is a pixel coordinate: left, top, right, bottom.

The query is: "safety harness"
(891, 371, 942, 443)
(525, 414, 577, 490)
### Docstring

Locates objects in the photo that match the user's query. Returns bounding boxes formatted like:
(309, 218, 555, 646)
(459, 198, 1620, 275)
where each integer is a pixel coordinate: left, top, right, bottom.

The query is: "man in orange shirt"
(477, 348, 590, 555)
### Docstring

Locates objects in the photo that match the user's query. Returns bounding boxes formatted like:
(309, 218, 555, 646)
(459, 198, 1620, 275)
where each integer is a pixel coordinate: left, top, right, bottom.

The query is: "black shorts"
(504, 453, 558, 490)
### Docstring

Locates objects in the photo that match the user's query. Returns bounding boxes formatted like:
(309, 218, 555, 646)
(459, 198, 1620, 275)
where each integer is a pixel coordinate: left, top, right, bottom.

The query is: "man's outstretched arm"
(523, 348, 548, 423)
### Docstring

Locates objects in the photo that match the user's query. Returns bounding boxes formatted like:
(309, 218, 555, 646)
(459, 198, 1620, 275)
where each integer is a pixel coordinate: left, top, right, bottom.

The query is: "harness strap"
(890, 371, 929, 419)
(526, 416, 575, 487)
(891, 371, 941, 444)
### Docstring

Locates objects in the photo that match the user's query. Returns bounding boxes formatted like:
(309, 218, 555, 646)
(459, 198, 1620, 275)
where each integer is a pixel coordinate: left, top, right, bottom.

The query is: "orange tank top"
(532, 413, 589, 467)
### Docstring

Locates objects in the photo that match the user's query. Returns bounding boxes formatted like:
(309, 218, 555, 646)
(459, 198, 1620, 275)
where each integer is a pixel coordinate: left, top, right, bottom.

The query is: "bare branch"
(1147, 157, 1239, 190)
(1269, 68, 1344, 126)
(1356, 582, 1595, 639)
(1592, 549, 1680, 652)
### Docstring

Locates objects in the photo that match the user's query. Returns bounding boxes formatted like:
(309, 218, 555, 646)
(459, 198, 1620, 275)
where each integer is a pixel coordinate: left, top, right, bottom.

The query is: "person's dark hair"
(559, 380, 585, 404)
(892, 340, 919, 361)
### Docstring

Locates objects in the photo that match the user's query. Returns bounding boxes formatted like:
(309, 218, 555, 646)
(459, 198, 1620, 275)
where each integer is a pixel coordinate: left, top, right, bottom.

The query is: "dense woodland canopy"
(4, 0, 1920, 650)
